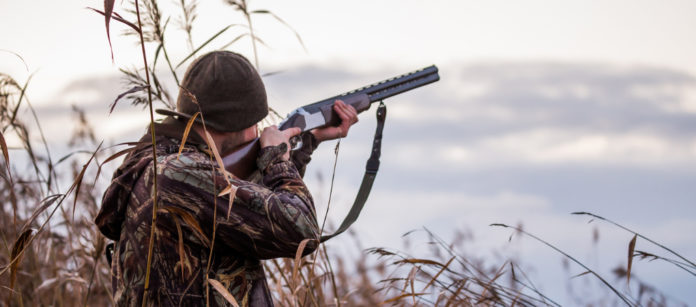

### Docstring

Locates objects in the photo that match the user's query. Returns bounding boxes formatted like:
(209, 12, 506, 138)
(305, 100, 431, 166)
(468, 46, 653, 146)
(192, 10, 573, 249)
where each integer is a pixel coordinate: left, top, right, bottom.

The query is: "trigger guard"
(290, 135, 303, 151)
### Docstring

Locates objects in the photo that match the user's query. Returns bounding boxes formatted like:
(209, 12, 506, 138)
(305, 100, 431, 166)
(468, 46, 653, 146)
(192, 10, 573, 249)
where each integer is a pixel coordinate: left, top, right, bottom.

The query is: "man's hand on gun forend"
(311, 100, 359, 143)
(260, 125, 301, 161)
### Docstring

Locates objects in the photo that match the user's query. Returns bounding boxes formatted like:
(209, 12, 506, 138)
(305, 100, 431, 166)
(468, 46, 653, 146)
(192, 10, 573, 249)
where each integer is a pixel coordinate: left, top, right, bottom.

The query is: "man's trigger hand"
(260, 126, 301, 161)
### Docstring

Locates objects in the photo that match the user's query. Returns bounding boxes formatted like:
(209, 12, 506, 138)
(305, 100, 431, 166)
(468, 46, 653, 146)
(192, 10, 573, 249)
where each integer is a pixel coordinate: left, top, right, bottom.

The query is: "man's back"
(96, 129, 320, 306)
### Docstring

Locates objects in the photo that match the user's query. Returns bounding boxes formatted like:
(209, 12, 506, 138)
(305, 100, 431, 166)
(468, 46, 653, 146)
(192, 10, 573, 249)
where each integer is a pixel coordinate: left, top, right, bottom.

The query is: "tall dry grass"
(1, 68, 111, 305)
(1, 1, 694, 306)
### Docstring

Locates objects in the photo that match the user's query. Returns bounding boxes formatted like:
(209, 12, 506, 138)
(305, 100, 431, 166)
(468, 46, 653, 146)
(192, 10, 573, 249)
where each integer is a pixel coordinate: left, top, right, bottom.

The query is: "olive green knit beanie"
(156, 51, 268, 132)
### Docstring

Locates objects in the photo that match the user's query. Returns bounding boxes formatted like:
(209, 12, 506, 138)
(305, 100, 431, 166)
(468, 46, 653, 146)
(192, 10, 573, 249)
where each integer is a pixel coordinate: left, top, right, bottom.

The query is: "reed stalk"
(131, 0, 160, 304)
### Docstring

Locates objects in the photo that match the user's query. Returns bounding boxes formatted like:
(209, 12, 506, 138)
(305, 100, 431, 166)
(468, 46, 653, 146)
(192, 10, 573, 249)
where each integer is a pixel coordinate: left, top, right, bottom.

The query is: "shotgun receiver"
(223, 65, 440, 178)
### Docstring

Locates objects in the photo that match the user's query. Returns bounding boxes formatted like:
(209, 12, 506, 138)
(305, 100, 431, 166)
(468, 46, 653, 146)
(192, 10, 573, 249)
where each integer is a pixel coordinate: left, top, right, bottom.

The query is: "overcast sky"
(2, 0, 696, 304)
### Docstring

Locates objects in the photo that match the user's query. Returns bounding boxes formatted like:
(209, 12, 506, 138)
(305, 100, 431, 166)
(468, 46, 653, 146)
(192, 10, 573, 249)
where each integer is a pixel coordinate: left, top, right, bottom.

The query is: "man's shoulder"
(158, 148, 212, 168)
(151, 137, 211, 167)
(154, 144, 231, 194)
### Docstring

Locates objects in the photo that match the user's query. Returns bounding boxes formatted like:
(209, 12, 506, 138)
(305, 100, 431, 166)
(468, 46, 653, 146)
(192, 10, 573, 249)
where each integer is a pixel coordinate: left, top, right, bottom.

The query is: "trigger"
(289, 135, 303, 151)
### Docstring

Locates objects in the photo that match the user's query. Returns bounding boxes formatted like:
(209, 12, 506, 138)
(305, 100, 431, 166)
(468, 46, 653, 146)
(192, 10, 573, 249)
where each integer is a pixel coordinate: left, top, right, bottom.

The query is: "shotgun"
(223, 65, 440, 178)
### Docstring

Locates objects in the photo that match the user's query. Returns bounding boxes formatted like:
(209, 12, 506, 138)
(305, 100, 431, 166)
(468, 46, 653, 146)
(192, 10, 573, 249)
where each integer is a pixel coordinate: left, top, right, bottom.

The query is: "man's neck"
(193, 124, 257, 156)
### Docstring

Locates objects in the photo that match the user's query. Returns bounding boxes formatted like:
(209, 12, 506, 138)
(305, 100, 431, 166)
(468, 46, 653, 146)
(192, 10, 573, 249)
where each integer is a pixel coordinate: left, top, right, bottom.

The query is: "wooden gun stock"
(222, 138, 260, 179)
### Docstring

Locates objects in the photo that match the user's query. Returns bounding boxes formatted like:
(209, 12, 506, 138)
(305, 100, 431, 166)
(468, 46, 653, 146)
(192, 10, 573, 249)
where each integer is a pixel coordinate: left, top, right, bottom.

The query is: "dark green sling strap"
(320, 101, 386, 242)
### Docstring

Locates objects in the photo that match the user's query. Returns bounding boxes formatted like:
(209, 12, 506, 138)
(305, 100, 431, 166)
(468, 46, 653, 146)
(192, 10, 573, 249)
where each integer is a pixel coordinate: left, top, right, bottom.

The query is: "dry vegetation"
(1, 0, 694, 306)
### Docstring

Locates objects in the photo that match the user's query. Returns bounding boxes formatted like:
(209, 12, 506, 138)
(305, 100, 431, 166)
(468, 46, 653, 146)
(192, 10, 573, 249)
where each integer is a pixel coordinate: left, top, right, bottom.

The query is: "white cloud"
(438, 145, 473, 163)
(422, 129, 696, 169)
(534, 83, 593, 100)
(678, 86, 696, 113)
(629, 82, 696, 114)
(488, 130, 693, 165)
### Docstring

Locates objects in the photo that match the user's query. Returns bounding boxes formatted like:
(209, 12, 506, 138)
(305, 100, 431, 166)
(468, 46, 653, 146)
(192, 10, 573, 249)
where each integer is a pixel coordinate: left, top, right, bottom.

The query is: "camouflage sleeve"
(156, 143, 319, 260)
(289, 132, 319, 178)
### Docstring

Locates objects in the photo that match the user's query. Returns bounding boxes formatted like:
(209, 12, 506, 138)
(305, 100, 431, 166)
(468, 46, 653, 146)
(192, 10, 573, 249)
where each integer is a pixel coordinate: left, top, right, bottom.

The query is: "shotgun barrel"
(279, 65, 439, 131)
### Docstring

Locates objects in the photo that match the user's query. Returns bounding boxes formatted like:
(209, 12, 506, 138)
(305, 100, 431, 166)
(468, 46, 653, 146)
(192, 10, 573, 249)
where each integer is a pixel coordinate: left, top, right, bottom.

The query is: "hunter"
(95, 51, 358, 306)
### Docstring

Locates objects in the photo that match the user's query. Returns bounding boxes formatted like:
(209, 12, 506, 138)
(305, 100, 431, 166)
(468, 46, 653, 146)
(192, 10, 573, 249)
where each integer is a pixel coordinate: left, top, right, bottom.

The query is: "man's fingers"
(282, 127, 302, 138)
(263, 125, 278, 133)
(348, 105, 358, 123)
(309, 100, 359, 141)
(335, 104, 350, 120)
(334, 106, 354, 137)
(334, 101, 358, 123)
(341, 102, 358, 122)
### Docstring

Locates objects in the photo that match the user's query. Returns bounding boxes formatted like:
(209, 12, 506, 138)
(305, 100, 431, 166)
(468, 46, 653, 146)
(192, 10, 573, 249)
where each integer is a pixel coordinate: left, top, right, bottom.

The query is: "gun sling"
(320, 101, 386, 242)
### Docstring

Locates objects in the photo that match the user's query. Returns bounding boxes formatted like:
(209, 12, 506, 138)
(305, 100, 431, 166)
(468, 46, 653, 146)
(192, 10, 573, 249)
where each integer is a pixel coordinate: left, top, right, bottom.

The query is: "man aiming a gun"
(95, 51, 358, 306)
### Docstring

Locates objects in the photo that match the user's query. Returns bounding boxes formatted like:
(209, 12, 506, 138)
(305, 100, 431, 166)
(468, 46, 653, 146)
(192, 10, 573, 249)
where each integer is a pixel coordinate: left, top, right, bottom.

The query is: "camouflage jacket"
(95, 118, 320, 306)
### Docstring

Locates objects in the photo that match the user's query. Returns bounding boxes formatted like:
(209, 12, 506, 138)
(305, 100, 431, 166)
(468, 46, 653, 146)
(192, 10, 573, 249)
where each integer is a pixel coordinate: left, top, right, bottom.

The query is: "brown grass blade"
(101, 143, 142, 165)
(573, 211, 696, 269)
(627, 234, 637, 285)
(94, 144, 140, 185)
(395, 258, 446, 267)
(177, 111, 200, 158)
(445, 280, 468, 307)
(202, 127, 237, 224)
(292, 238, 312, 285)
(178, 85, 198, 106)
(219, 33, 249, 50)
(0, 131, 8, 164)
(634, 250, 659, 261)
(208, 278, 240, 307)
(1, 285, 19, 296)
(217, 184, 238, 219)
(159, 205, 211, 247)
(422, 256, 455, 291)
(55, 150, 94, 165)
(203, 130, 225, 174)
(21, 194, 62, 232)
(71, 142, 102, 221)
(9, 229, 34, 292)
(87, 8, 140, 33)
(175, 24, 240, 68)
(382, 292, 427, 304)
(201, 128, 237, 226)
(261, 70, 285, 78)
(103, 0, 116, 61)
(109, 85, 148, 114)
(366, 247, 396, 257)
(251, 35, 269, 49)
(399, 266, 417, 297)
(479, 261, 507, 303)
(72, 168, 87, 219)
(217, 184, 235, 197)
(9, 72, 35, 125)
(491, 223, 633, 305)
(170, 213, 186, 281)
(250, 10, 307, 52)
(94, 143, 143, 186)
(0, 49, 29, 71)
(571, 270, 592, 279)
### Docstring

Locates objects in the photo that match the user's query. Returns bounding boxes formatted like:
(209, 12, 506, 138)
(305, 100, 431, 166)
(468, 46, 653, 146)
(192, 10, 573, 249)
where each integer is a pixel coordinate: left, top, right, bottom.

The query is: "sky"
(2, 0, 696, 304)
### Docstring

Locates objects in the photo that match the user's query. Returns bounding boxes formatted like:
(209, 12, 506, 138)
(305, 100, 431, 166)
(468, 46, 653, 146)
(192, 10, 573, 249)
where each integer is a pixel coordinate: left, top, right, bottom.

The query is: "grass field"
(1, 1, 693, 306)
